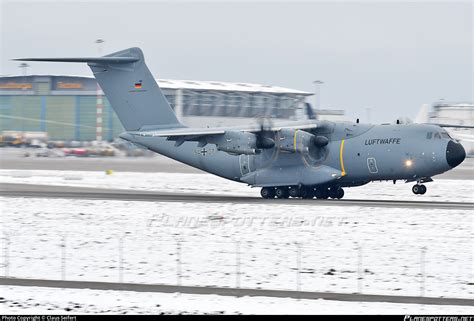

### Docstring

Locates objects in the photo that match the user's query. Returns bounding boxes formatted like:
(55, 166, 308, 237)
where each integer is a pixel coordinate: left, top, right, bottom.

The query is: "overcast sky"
(0, 0, 472, 122)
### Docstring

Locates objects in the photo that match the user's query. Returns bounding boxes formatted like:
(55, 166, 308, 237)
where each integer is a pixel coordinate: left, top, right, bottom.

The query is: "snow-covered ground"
(0, 199, 472, 298)
(0, 169, 473, 314)
(1, 169, 473, 202)
(1, 286, 472, 314)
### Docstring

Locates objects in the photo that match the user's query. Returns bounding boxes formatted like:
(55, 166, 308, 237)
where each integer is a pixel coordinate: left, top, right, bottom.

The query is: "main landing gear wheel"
(289, 186, 301, 198)
(261, 187, 275, 199)
(314, 188, 329, 200)
(412, 184, 427, 195)
(329, 187, 345, 199)
(300, 187, 314, 199)
(275, 187, 289, 199)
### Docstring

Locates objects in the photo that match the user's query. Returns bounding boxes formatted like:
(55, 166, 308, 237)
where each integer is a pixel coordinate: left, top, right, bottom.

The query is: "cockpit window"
(427, 132, 448, 139)
(441, 132, 451, 139)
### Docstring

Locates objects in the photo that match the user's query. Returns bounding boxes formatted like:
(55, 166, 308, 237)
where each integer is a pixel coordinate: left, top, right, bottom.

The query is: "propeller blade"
(255, 117, 275, 149)
(305, 103, 317, 120)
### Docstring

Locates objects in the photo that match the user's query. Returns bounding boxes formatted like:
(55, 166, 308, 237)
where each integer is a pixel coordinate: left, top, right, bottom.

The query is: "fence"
(1, 232, 471, 299)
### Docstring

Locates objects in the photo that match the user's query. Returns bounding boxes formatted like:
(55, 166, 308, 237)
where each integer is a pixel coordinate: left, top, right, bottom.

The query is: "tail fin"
(15, 47, 182, 131)
(414, 103, 430, 124)
(305, 103, 317, 120)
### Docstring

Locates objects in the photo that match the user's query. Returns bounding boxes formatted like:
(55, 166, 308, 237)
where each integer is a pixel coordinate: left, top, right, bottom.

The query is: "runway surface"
(0, 149, 201, 173)
(1, 183, 472, 209)
(1, 148, 473, 179)
(1, 278, 472, 307)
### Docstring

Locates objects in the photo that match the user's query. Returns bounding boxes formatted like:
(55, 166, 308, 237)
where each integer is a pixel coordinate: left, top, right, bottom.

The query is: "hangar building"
(0, 75, 315, 141)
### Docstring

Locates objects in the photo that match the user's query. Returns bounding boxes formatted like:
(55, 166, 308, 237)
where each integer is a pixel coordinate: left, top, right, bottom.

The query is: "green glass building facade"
(0, 75, 312, 141)
(0, 76, 123, 141)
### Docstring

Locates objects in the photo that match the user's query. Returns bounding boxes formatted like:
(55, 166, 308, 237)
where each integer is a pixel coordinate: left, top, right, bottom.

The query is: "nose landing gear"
(412, 184, 427, 195)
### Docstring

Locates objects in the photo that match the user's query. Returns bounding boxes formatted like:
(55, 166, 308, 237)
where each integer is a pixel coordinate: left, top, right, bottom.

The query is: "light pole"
(95, 39, 105, 55)
(19, 63, 29, 76)
(94, 39, 105, 142)
(313, 80, 324, 109)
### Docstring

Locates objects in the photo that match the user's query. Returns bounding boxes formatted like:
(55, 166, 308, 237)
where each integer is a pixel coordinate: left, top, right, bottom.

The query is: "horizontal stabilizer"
(14, 47, 181, 131)
(14, 57, 139, 64)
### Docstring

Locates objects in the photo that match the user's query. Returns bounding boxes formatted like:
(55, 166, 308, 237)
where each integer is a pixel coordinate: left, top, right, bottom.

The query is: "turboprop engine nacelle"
(279, 129, 328, 153)
(209, 131, 258, 155)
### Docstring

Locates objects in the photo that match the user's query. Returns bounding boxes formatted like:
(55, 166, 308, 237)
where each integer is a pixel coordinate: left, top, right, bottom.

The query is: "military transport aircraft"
(16, 47, 468, 199)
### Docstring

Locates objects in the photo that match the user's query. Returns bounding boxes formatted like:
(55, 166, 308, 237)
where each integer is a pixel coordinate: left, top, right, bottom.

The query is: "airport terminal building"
(0, 75, 314, 141)
(429, 101, 473, 127)
(428, 101, 474, 155)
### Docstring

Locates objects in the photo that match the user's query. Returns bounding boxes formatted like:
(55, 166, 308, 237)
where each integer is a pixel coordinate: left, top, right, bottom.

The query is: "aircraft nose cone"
(446, 140, 466, 168)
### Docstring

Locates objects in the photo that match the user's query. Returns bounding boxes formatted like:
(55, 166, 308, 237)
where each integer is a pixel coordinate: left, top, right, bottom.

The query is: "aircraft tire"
(300, 187, 314, 199)
(261, 187, 275, 199)
(412, 185, 420, 195)
(289, 186, 300, 198)
(315, 188, 329, 199)
(329, 187, 340, 199)
(276, 187, 289, 199)
(419, 184, 427, 195)
(323, 190, 330, 199)
(314, 189, 323, 199)
(336, 188, 344, 199)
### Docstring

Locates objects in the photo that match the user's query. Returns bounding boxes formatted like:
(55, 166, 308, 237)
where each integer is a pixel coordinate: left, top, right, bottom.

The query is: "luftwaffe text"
(364, 138, 401, 145)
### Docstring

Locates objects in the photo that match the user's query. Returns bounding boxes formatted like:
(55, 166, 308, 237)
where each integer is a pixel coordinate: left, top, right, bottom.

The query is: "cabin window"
(433, 132, 441, 139)
(426, 132, 433, 139)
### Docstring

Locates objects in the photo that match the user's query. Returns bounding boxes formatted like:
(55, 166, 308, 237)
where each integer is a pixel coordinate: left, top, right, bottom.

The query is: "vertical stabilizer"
(89, 47, 181, 131)
(415, 103, 430, 124)
(16, 47, 182, 131)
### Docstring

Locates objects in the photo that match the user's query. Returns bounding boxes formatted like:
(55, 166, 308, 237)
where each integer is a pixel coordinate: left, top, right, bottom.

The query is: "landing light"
(405, 159, 413, 168)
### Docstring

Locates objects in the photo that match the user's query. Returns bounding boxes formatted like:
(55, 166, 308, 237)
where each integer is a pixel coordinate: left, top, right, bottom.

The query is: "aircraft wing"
(130, 120, 321, 139)
(430, 123, 474, 129)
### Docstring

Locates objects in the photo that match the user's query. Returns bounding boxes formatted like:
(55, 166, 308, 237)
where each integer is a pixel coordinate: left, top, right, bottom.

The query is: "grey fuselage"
(124, 121, 461, 188)
(17, 46, 465, 189)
